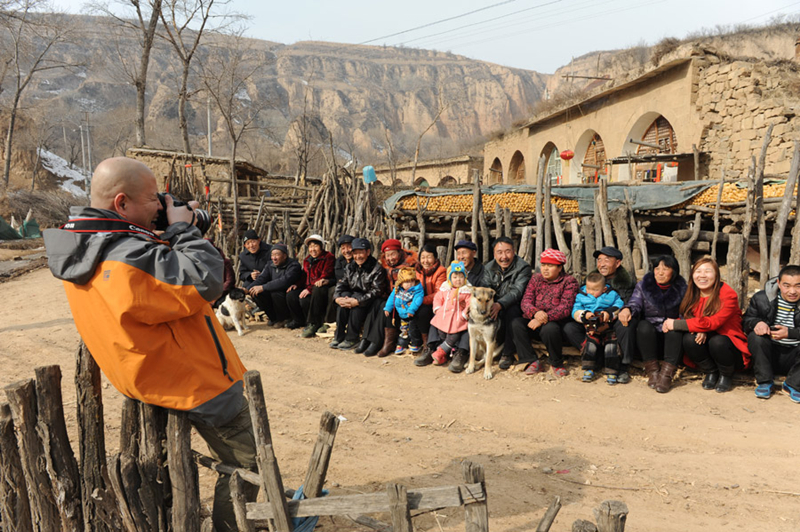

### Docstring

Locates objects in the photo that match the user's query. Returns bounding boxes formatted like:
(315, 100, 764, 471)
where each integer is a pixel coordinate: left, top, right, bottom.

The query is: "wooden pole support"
(0, 402, 33, 532)
(167, 410, 200, 532)
(386, 484, 412, 532)
(33, 365, 83, 530)
(302, 411, 340, 498)
(4, 379, 62, 530)
(260, 444, 293, 532)
(231, 471, 255, 532)
(461, 461, 489, 532)
(593, 500, 628, 532)
(572, 520, 598, 532)
(536, 495, 562, 532)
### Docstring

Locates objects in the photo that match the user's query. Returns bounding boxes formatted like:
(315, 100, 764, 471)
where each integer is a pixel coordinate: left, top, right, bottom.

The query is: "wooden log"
(118, 453, 153, 531)
(693, 143, 700, 181)
(140, 405, 169, 531)
(386, 484, 412, 532)
(624, 190, 648, 273)
(445, 216, 459, 264)
(570, 219, 583, 277)
(479, 210, 491, 263)
(740, 157, 758, 303)
(598, 178, 615, 247)
(301, 411, 340, 499)
(643, 213, 702, 277)
(609, 206, 634, 275)
(247, 482, 486, 520)
(194, 451, 261, 486)
(535, 155, 546, 268)
(504, 208, 513, 240)
(167, 410, 200, 532)
(770, 143, 800, 278)
(536, 496, 562, 532)
(33, 365, 83, 530)
(4, 379, 61, 531)
(0, 402, 33, 532)
(295, 186, 323, 238)
(792, 170, 800, 265)
(551, 205, 571, 265)
(230, 471, 255, 532)
(593, 500, 628, 532)
(582, 216, 596, 273)
(755, 125, 773, 287)
(462, 461, 489, 532)
(726, 234, 746, 308)
(471, 170, 480, 259)
(119, 398, 140, 458)
(592, 190, 603, 250)
(416, 209, 426, 250)
(346, 514, 392, 532)
(107, 454, 138, 532)
(572, 520, 598, 532)
(494, 203, 502, 245)
(520, 226, 534, 267)
(711, 173, 725, 261)
(543, 170, 553, 250)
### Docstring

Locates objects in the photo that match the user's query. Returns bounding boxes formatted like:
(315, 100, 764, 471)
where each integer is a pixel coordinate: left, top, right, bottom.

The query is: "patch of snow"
(38, 149, 88, 197)
(301, 79, 308, 86)
(77, 97, 96, 108)
(76, 71, 87, 78)
(235, 88, 251, 101)
(41, 79, 51, 85)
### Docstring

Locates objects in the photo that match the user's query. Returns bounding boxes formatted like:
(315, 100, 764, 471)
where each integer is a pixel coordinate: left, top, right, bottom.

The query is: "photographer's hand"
(165, 194, 195, 226)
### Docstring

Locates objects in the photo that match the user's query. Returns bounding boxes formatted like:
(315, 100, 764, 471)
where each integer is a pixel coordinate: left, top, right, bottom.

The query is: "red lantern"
(560, 150, 574, 161)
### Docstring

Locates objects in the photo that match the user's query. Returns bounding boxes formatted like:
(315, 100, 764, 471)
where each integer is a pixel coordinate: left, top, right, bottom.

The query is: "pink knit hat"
(540, 248, 567, 265)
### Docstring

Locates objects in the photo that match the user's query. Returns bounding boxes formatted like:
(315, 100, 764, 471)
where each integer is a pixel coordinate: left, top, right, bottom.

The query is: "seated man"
(248, 243, 302, 327)
(455, 239, 484, 287)
(743, 264, 800, 401)
(43, 157, 256, 532)
(238, 229, 271, 290)
(332, 238, 388, 354)
(480, 236, 533, 370)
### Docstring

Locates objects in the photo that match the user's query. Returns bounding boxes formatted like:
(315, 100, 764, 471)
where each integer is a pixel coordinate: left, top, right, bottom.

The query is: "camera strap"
(60, 217, 168, 244)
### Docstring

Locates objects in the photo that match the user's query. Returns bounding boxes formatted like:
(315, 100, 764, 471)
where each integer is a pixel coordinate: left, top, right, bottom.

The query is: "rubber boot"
(377, 327, 400, 358)
(354, 338, 370, 354)
(363, 341, 382, 357)
(715, 364, 735, 393)
(644, 360, 660, 389)
(655, 362, 677, 394)
(697, 358, 719, 390)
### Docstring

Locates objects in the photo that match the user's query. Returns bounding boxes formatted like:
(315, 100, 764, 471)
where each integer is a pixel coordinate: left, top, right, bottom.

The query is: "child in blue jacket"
(384, 267, 425, 354)
(572, 272, 626, 384)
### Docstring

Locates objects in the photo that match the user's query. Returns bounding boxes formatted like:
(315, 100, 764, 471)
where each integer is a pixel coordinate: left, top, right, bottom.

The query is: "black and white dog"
(215, 287, 250, 336)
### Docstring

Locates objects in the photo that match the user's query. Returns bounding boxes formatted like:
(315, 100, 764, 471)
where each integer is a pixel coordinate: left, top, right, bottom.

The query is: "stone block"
(754, 114, 766, 129)
(741, 116, 754, 130)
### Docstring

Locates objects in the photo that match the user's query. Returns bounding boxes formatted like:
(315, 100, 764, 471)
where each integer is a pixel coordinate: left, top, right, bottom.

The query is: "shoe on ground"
(266, 319, 287, 328)
(616, 371, 631, 384)
(448, 350, 468, 373)
(755, 382, 773, 399)
(354, 338, 370, 354)
(552, 366, 568, 377)
(364, 342, 381, 357)
(414, 350, 433, 366)
(394, 344, 406, 355)
(432, 347, 448, 365)
(606, 374, 618, 385)
(285, 320, 303, 330)
(582, 369, 594, 383)
(317, 324, 330, 334)
(702, 371, 719, 390)
(301, 324, 320, 338)
(498, 355, 514, 370)
(715, 374, 733, 393)
(524, 360, 541, 375)
(409, 344, 421, 353)
(329, 339, 341, 349)
(338, 339, 358, 350)
(783, 382, 800, 403)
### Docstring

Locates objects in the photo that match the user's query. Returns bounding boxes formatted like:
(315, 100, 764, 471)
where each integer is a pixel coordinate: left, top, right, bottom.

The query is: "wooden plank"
(119, 398, 140, 458)
(570, 219, 583, 277)
(462, 461, 489, 532)
(140, 404, 169, 531)
(194, 451, 262, 486)
(33, 366, 83, 530)
(301, 411, 339, 498)
(769, 143, 800, 278)
(4, 379, 62, 531)
(260, 444, 293, 532)
(446, 216, 459, 264)
(551, 205, 570, 265)
(246, 483, 485, 520)
(107, 454, 138, 532)
(471, 170, 480, 259)
(593, 500, 628, 532)
(0, 402, 33, 532)
(167, 410, 200, 532)
(387, 484, 412, 532)
(230, 471, 255, 532)
(535, 155, 546, 268)
(536, 496, 562, 532)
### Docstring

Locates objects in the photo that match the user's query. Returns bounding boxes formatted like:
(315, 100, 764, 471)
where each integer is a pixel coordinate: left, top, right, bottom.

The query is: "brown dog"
(466, 287, 503, 380)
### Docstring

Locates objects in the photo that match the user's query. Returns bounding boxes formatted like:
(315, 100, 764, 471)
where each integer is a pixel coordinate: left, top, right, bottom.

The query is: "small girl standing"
(416, 262, 472, 371)
(384, 267, 425, 354)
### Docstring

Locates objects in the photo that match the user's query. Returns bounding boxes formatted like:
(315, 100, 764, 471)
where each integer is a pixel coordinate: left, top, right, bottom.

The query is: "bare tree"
(409, 90, 448, 186)
(159, 0, 240, 154)
(0, 1, 76, 186)
(91, 0, 163, 147)
(199, 27, 270, 231)
(22, 104, 58, 190)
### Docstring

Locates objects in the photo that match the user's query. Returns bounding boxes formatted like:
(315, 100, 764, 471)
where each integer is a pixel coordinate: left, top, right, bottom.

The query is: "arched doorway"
(508, 151, 526, 183)
(620, 112, 679, 181)
(541, 142, 562, 185)
(488, 157, 503, 184)
(414, 176, 430, 188)
(577, 131, 607, 183)
(438, 175, 457, 186)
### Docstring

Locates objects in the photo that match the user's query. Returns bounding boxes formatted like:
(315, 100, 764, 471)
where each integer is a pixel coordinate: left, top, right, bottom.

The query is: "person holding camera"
(43, 157, 257, 532)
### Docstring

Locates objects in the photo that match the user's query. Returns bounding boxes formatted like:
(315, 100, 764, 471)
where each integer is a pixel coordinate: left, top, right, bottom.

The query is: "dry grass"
(2, 189, 87, 229)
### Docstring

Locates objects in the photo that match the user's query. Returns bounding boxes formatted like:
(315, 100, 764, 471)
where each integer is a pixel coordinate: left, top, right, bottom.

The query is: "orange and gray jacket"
(44, 207, 247, 426)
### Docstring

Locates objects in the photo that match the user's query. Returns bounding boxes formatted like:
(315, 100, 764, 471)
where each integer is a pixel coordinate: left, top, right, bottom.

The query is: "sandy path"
(1, 267, 798, 531)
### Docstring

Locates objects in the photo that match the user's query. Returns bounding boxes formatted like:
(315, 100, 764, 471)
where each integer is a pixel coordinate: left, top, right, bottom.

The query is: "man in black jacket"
(743, 264, 800, 401)
(248, 243, 302, 326)
(332, 238, 388, 354)
(239, 230, 272, 290)
(324, 234, 355, 325)
(455, 239, 484, 286)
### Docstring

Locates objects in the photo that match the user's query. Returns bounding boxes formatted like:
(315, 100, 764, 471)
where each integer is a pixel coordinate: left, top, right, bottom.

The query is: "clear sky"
(52, 0, 800, 73)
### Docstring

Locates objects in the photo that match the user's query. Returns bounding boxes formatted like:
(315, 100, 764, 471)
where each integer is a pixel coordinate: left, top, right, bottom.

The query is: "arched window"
(636, 116, 678, 182)
(438, 175, 457, 186)
(488, 158, 503, 184)
(508, 151, 526, 183)
(541, 142, 562, 185)
(582, 133, 606, 183)
(414, 176, 430, 188)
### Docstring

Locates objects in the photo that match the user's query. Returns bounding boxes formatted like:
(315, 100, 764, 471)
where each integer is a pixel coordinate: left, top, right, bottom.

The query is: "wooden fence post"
(4, 379, 62, 531)
(167, 410, 200, 532)
(230, 471, 255, 532)
(386, 484, 412, 532)
(572, 520, 598, 532)
(726, 234, 746, 308)
(593, 500, 628, 532)
(536, 496, 562, 532)
(461, 461, 489, 532)
(301, 411, 340, 498)
(0, 403, 33, 532)
(140, 404, 169, 531)
(34, 365, 83, 530)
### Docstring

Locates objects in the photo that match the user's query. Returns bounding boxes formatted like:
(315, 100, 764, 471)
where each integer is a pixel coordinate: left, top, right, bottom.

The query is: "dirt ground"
(2, 260, 800, 531)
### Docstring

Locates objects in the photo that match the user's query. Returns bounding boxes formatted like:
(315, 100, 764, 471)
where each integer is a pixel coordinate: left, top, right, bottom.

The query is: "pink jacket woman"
(430, 282, 471, 334)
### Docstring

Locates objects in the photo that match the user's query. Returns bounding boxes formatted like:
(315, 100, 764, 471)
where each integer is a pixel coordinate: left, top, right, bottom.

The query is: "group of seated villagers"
(236, 229, 800, 401)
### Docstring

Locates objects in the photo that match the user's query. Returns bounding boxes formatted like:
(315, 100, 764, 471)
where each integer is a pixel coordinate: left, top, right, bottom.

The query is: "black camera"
(155, 193, 211, 235)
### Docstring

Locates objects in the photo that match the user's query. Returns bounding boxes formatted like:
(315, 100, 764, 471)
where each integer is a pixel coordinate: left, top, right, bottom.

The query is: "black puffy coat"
(743, 278, 800, 338)
(239, 243, 272, 289)
(334, 255, 388, 307)
(252, 257, 302, 293)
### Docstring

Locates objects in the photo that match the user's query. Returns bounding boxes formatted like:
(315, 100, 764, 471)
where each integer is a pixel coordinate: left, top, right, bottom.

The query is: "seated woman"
(414, 244, 447, 352)
(660, 257, 750, 393)
(287, 234, 335, 338)
(619, 255, 687, 389)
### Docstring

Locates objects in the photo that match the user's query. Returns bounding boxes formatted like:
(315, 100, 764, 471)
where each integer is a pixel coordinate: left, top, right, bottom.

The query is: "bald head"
(91, 157, 156, 210)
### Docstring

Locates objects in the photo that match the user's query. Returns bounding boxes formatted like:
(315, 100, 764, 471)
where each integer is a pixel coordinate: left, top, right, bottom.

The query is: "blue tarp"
(383, 182, 717, 215)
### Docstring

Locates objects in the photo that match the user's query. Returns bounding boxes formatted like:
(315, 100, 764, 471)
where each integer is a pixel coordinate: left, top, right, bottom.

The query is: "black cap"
(351, 238, 371, 250)
(337, 234, 355, 246)
(593, 246, 623, 260)
(454, 239, 477, 251)
(243, 229, 259, 242)
(272, 243, 289, 255)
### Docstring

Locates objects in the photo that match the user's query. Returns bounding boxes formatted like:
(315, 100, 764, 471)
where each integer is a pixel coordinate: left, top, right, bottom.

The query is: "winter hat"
(304, 234, 325, 247)
(381, 239, 402, 253)
(454, 239, 477, 251)
(540, 248, 567, 265)
(243, 229, 259, 242)
(272, 243, 289, 256)
(593, 246, 623, 260)
(396, 267, 417, 286)
(351, 238, 371, 250)
(448, 261, 468, 285)
(337, 234, 355, 246)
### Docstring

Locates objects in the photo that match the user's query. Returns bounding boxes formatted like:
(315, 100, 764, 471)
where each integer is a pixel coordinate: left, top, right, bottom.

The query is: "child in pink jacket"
(414, 261, 472, 371)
